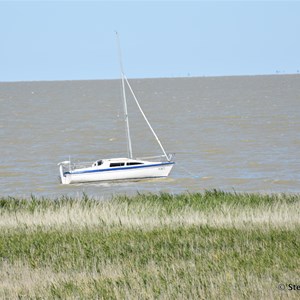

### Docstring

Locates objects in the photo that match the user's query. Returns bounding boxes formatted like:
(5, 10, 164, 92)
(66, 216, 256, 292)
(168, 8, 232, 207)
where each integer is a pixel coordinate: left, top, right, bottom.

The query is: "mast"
(115, 31, 133, 159)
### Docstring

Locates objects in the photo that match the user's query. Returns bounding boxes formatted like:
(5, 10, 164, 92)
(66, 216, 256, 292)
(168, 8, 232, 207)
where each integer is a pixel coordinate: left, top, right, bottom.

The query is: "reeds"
(1, 190, 299, 299)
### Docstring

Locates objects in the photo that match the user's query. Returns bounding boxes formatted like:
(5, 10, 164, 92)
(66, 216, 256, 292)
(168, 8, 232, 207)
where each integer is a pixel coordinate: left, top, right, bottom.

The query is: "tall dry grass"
(1, 191, 299, 231)
(0, 191, 299, 299)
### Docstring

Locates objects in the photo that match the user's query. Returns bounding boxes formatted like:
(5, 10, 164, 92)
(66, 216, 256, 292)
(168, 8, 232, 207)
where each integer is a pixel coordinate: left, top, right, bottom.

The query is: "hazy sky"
(1, 1, 299, 82)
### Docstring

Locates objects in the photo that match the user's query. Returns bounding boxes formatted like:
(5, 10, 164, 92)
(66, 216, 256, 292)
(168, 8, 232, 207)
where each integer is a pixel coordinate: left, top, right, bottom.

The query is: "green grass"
(0, 191, 299, 299)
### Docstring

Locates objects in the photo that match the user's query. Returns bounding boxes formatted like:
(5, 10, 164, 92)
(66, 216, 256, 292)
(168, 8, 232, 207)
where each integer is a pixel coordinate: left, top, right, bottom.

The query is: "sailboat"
(58, 33, 174, 184)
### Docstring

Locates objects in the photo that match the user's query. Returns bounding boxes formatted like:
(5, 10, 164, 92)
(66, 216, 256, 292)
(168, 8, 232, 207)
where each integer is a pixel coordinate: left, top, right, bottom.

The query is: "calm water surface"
(1, 75, 299, 197)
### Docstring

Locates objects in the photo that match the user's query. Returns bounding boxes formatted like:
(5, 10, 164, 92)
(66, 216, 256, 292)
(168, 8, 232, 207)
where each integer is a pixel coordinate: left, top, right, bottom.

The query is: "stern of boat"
(58, 161, 71, 184)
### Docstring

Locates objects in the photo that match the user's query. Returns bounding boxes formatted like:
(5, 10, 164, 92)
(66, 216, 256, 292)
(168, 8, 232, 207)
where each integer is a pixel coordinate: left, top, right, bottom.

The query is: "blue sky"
(1, 1, 300, 82)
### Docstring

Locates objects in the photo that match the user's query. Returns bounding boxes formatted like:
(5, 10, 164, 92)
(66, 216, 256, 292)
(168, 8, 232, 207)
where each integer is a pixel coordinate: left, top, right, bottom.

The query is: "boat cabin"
(92, 158, 145, 169)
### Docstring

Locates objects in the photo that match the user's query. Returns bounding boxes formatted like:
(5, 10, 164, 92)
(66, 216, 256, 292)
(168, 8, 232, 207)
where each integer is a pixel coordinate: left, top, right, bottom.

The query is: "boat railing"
(61, 153, 175, 171)
(137, 153, 175, 162)
(65, 161, 94, 171)
(168, 153, 175, 162)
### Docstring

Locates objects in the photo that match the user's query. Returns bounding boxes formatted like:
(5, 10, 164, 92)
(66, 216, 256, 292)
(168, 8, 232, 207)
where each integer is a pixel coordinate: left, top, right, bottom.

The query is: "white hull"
(59, 160, 174, 185)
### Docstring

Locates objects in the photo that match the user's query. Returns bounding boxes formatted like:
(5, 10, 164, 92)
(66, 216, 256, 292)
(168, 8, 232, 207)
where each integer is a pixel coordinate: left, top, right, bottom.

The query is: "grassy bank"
(1, 191, 299, 299)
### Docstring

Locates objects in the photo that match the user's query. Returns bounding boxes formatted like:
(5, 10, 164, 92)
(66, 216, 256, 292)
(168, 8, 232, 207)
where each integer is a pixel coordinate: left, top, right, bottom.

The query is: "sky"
(1, 1, 300, 82)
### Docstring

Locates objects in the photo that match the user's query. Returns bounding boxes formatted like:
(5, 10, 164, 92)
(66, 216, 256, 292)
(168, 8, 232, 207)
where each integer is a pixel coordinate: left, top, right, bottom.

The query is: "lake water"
(1, 75, 299, 197)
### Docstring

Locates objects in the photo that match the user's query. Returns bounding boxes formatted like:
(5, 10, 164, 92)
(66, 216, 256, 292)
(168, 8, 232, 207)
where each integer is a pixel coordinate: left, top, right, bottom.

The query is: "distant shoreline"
(1, 72, 299, 84)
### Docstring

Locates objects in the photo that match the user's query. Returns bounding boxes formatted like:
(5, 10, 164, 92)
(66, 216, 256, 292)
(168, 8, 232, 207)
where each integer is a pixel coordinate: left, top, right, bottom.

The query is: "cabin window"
(126, 162, 144, 166)
(110, 162, 125, 167)
(93, 160, 103, 167)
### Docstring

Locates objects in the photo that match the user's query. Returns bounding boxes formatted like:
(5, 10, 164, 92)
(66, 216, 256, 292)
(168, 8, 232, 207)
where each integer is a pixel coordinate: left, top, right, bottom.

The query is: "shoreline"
(1, 72, 299, 84)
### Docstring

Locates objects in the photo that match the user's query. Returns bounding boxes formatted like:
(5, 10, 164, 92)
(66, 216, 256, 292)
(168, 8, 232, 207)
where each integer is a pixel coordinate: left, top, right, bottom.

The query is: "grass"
(0, 190, 299, 299)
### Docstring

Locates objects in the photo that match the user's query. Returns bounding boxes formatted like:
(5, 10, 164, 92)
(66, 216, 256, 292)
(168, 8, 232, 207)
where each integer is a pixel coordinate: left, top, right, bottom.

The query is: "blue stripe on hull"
(65, 162, 174, 176)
